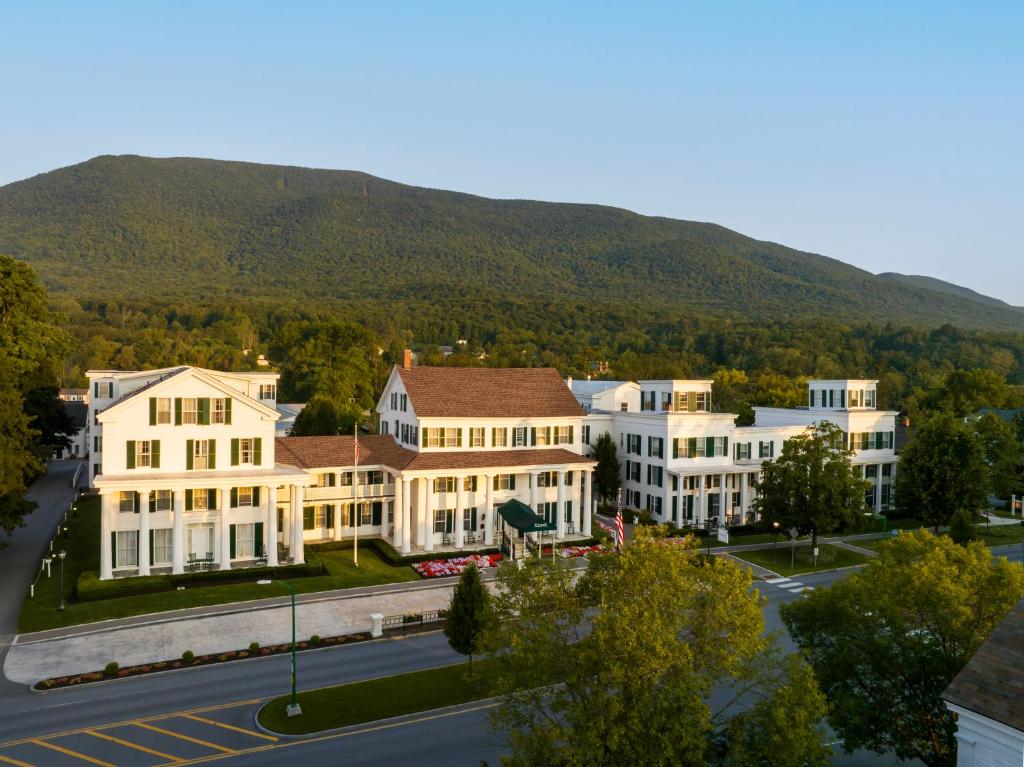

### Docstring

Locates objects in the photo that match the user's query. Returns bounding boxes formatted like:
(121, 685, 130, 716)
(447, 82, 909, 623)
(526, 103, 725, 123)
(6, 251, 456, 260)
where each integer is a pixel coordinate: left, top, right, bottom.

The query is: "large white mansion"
(86, 358, 897, 579)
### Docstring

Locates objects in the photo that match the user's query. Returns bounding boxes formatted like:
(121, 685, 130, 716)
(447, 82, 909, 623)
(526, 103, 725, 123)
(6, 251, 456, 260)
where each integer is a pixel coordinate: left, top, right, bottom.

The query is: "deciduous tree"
(590, 431, 621, 504)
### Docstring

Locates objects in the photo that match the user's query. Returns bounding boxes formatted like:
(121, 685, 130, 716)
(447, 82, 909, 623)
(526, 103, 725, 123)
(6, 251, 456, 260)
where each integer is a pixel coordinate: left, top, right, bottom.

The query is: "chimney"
(566, 376, 573, 388)
(902, 416, 911, 427)
(402, 349, 413, 370)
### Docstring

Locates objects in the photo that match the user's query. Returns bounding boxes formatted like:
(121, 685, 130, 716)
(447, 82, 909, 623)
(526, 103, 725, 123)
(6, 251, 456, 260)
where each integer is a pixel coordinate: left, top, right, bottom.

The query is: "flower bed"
(412, 553, 503, 578)
(558, 544, 607, 558)
(34, 632, 372, 691)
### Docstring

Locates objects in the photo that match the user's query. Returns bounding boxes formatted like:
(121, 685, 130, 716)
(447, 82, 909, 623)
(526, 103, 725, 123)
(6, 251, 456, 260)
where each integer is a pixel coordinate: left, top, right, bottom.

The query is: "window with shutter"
(126, 440, 136, 469)
(231, 438, 239, 466)
(149, 398, 157, 426)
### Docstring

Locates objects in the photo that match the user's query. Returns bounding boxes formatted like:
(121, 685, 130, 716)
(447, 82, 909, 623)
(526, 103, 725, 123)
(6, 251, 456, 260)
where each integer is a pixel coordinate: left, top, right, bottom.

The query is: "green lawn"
(258, 660, 498, 734)
(19, 496, 420, 634)
(732, 543, 871, 576)
(856, 523, 1024, 554)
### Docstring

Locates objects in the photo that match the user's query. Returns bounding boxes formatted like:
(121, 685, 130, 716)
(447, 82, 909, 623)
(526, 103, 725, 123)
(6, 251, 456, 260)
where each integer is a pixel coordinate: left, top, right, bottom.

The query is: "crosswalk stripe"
(764, 578, 790, 584)
(134, 723, 236, 754)
(789, 586, 814, 593)
(29, 740, 116, 767)
(182, 714, 278, 741)
(85, 729, 183, 761)
(0, 752, 37, 767)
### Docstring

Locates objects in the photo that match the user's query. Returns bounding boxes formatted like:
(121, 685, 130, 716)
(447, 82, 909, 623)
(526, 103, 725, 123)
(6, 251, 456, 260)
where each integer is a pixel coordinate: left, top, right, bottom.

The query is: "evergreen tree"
(290, 395, 353, 436)
(591, 431, 621, 505)
(444, 564, 491, 674)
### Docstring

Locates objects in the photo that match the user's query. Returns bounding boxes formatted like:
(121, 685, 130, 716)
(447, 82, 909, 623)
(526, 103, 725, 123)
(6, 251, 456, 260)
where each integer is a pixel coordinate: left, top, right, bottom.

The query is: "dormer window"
(259, 384, 276, 400)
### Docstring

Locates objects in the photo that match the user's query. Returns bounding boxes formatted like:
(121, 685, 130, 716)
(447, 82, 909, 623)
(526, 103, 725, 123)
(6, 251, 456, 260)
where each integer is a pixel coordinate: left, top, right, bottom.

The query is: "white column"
(484, 474, 494, 545)
(172, 489, 185, 575)
(266, 485, 278, 566)
(219, 488, 232, 570)
(739, 473, 748, 524)
(556, 470, 566, 540)
(138, 488, 151, 576)
(455, 477, 465, 549)
(530, 471, 539, 511)
(698, 475, 707, 526)
(874, 465, 883, 514)
(392, 477, 403, 548)
(99, 492, 113, 580)
(292, 485, 305, 565)
(572, 472, 582, 534)
(401, 478, 413, 554)
(582, 471, 592, 536)
(719, 472, 728, 526)
(333, 501, 343, 542)
(280, 487, 290, 557)
(422, 477, 434, 551)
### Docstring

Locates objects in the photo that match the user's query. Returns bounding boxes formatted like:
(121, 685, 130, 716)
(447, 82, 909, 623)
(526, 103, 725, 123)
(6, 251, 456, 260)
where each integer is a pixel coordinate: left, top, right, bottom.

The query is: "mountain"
(2, 154, 1022, 332)
(877, 273, 1022, 312)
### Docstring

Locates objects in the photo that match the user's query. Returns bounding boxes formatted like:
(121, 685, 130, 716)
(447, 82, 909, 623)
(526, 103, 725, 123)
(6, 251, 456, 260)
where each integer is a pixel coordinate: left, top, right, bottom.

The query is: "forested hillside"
(2, 154, 1023, 332)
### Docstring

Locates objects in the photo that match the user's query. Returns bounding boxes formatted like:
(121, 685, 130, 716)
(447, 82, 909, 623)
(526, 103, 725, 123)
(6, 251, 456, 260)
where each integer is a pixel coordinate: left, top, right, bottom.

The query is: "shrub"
(104, 661, 119, 676)
(182, 650, 194, 663)
(249, 641, 260, 652)
(950, 509, 979, 545)
(309, 634, 321, 647)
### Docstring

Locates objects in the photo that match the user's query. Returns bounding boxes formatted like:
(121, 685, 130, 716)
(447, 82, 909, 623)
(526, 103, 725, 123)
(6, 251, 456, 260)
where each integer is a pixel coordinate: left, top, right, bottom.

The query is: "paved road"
(0, 461, 82, 695)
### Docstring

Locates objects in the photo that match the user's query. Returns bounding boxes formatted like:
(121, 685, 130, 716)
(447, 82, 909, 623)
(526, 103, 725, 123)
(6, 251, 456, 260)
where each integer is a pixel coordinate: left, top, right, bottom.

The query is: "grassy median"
(731, 543, 870, 576)
(258, 660, 499, 734)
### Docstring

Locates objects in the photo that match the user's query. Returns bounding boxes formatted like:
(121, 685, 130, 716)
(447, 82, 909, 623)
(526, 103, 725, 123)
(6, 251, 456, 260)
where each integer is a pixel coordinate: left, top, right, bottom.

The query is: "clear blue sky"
(2, 2, 1021, 303)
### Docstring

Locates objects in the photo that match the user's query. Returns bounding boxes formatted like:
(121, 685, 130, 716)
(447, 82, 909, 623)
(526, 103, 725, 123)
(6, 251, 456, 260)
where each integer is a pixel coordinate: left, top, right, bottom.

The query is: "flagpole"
(353, 423, 359, 567)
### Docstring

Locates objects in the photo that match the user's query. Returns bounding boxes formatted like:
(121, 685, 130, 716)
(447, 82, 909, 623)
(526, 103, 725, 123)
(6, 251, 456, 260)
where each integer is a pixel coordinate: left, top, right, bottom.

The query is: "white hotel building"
(573, 377, 899, 528)
(89, 360, 595, 579)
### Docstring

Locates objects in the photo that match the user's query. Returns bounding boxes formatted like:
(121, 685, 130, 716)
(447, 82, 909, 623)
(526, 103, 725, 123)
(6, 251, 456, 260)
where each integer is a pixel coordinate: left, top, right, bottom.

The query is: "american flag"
(615, 488, 625, 549)
(353, 426, 359, 466)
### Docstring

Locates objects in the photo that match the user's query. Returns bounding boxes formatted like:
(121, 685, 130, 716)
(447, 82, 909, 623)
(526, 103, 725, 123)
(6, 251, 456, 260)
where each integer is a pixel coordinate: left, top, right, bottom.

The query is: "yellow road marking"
(85, 729, 183, 761)
(182, 715, 277, 741)
(29, 740, 116, 767)
(0, 752, 37, 767)
(134, 723, 236, 754)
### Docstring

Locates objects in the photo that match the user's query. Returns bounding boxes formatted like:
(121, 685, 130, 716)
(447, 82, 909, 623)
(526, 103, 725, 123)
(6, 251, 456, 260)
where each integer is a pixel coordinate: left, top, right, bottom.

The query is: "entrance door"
(187, 524, 214, 560)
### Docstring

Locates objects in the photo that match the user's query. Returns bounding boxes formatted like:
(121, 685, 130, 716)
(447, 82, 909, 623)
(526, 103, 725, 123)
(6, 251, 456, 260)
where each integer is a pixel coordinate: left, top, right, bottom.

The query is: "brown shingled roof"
(397, 366, 584, 418)
(943, 599, 1024, 733)
(403, 448, 595, 473)
(276, 435, 416, 471)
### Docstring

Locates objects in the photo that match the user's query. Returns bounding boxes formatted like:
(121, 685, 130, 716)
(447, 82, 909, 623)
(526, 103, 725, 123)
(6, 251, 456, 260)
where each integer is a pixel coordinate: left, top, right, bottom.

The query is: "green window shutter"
(673, 439, 679, 459)
(149, 398, 157, 426)
(253, 487, 261, 507)
(888, 431, 894, 449)
(510, 474, 517, 490)
(688, 437, 697, 457)
(111, 532, 117, 569)
(126, 440, 136, 469)
(422, 429, 428, 448)
(530, 427, 536, 446)
(134, 492, 140, 513)
(706, 437, 715, 457)
(303, 506, 314, 530)
(254, 438, 262, 466)
(723, 437, 729, 455)
(372, 502, 382, 526)
(208, 439, 216, 469)
(327, 506, 335, 528)
(151, 440, 160, 468)
(224, 398, 232, 425)
(186, 439, 194, 470)
(231, 438, 239, 466)
(230, 488, 238, 508)
(149, 530, 154, 564)
(174, 398, 182, 425)
(149, 492, 155, 513)
(229, 525, 236, 559)
(198, 398, 210, 425)
(208, 489, 217, 509)
(254, 523, 264, 557)
(185, 489, 193, 511)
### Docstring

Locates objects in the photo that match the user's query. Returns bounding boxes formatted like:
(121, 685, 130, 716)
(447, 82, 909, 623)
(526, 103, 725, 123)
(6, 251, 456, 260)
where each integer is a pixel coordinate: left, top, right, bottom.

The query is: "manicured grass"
(18, 497, 420, 634)
(856, 523, 1024, 553)
(732, 543, 871, 576)
(258, 660, 498, 734)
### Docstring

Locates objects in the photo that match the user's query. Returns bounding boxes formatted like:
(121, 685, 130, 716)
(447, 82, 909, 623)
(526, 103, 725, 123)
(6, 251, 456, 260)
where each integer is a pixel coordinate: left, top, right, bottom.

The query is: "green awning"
(497, 498, 556, 533)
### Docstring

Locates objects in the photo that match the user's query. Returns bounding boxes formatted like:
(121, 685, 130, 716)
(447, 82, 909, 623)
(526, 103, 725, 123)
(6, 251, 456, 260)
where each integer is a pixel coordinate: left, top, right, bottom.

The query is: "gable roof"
(275, 435, 417, 471)
(397, 366, 584, 418)
(943, 599, 1024, 733)
(402, 447, 595, 473)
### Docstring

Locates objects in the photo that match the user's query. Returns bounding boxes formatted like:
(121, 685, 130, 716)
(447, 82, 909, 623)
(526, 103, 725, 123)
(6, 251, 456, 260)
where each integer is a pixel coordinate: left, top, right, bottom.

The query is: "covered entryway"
(497, 499, 556, 560)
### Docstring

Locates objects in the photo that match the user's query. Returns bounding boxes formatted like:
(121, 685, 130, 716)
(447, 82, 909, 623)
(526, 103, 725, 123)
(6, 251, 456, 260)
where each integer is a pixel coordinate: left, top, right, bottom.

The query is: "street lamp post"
(772, 521, 780, 563)
(57, 550, 66, 611)
(258, 579, 301, 716)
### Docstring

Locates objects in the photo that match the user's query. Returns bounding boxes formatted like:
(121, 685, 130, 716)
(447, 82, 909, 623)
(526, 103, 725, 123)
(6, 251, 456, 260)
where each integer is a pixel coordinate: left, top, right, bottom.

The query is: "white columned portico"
(530, 471, 539, 512)
(572, 472, 582, 534)
(392, 478, 403, 549)
(172, 489, 185, 575)
(455, 477, 465, 549)
(266, 485, 278, 566)
(556, 470, 566, 540)
(484, 474, 494, 545)
(99, 493, 113, 580)
(401, 478, 412, 554)
(582, 471, 592, 536)
(874, 466, 883, 514)
(138, 488, 151, 576)
(719, 472, 728, 526)
(422, 478, 434, 551)
(291, 484, 305, 565)
(697, 475, 707, 527)
(219, 488, 231, 570)
(738, 473, 748, 524)
(333, 501, 343, 542)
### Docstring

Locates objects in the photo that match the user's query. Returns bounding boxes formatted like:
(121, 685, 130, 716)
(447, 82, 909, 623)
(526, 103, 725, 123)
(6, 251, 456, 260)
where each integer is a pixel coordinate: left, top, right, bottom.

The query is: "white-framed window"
(359, 470, 384, 485)
(314, 507, 327, 528)
(735, 442, 751, 460)
(433, 476, 457, 494)
(340, 471, 354, 487)
(238, 487, 254, 506)
(96, 381, 114, 399)
(193, 439, 210, 470)
(240, 438, 255, 464)
(401, 394, 408, 412)
(136, 440, 152, 468)
(713, 437, 726, 456)
(493, 474, 515, 491)
(360, 502, 373, 525)
(470, 427, 485, 447)
(536, 471, 557, 487)
(154, 489, 172, 511)
(463, 507, 476, 531)
(513, 427, 528, 447)
(463, 476, 477, 492)
(193, 489, 209, 511)
(582, 425, 591, 445)
(390, 392, 398, 409)
(426, 428, 441, 448)
(153, 529, 173, 565)
(492, 428, 508, 447)
(628, 434, 641, 455)
(116, 530, 138, 567)
(212, 398, 227, 424)
(156, 397, 171, 424)
(535, 427, 550, 446)
(555, 425, 572, 445)
(444, 429, 460, 448)
(182, 398, 198, 424)
(433, 509, 447, 534)
(118, 491, 136, 513)
(235, 523, 255, 558)
(259, 384, 276, 400)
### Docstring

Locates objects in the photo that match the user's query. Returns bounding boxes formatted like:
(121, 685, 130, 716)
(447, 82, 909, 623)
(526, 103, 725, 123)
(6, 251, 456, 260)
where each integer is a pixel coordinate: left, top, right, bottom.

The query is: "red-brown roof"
(397, 366, 584, 418)
(275, 436, 416, 471)
(403, 448, 595, 473)
(943, 599, 1024, 732)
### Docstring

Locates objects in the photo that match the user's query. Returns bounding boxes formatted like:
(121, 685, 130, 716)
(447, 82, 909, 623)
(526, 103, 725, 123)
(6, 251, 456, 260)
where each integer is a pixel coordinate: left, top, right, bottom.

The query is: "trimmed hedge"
(371, 538, 501, 566)
(76, 561, 327, 602)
